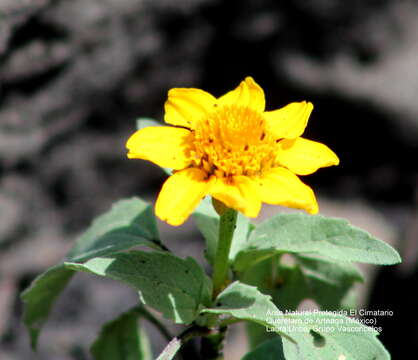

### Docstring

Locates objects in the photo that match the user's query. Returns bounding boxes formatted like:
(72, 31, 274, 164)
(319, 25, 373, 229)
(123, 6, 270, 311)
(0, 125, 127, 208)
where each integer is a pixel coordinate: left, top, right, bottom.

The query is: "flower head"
(127, 77, 339, 226)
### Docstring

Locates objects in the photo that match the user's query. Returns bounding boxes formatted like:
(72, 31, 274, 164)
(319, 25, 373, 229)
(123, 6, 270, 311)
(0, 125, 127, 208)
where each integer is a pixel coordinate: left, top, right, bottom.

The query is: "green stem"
(200, 326, 228, 360)
(212, 208, 238, 298)
(156, 326, 210, 360)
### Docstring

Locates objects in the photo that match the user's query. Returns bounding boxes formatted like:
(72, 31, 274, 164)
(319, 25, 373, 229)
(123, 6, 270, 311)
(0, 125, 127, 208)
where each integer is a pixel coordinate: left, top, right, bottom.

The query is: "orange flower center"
(192, 105, 277, 177)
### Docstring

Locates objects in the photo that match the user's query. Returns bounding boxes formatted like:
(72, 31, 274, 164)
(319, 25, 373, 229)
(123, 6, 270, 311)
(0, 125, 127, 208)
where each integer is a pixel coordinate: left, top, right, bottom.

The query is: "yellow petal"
(126, 126, 193, 170)
(164, 88, 216, 129)
(277, 137, 339, 175)
(258, 167, 318, 214)
(155, 168, 212, 226)
(218, 77, 265, 112)
(265, 101, 313, 139)
(210, 175, 261, 217)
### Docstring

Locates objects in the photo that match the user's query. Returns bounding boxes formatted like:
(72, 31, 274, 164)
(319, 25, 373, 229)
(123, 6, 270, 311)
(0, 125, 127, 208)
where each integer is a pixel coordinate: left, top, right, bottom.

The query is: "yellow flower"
(126, 77, 339, 226)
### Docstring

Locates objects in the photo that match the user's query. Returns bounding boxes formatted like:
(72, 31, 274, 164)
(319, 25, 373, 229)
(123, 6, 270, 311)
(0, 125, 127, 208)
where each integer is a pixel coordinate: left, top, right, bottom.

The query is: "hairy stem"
(212, 208, 238, 298)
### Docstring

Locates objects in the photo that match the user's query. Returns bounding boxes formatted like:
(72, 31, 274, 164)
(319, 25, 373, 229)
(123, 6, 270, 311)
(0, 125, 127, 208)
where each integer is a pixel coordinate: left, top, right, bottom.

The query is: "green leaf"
(275, 255, 363, 311)
(234, 214, 401, 271)
(242, 338, 285, 360)
(193, 197, 253, 265)
(91, 308, 152, 360)
(203, 281, 288, 356)
(279, 313, 390, 360)
(239, 254, 363, 347)
(239, 256, 276, 290)
(22, 197, 161, 349)
(201, 281, 283, 330)
(297, 255, 364, 285)
(21, 265, 74, 349)
(230, 214, 254, 261)
(239, 255, 363, 346)
(245, 322, 277, 352)
(68, 197, 161, 262)
(238, 258, 280, 349)
(193, 198, 219, 264)
(244, 315, 390, 360)
(203, 282, 390, 359)
(65, 251, 212, 324)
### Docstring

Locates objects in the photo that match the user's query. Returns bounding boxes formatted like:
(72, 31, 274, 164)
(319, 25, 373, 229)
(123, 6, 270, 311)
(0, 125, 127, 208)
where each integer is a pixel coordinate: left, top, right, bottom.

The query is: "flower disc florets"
(192, 105, 276, 178)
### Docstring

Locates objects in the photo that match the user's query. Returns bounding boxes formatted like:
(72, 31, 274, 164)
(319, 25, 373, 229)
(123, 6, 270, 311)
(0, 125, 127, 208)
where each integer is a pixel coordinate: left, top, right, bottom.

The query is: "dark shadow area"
(367, 265, 418, 358)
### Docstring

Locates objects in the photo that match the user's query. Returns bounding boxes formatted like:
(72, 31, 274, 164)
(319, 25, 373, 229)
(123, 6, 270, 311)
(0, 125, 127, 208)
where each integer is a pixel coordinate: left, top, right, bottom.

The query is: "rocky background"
(1, 0, 417, 359)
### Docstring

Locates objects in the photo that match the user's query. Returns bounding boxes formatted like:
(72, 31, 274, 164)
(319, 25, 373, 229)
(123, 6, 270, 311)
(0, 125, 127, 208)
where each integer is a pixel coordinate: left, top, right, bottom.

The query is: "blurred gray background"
(1, 0, 417, 359)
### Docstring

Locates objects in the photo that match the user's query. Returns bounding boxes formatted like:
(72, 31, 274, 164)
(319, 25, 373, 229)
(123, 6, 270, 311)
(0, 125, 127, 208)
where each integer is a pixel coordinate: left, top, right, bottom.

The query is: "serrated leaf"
(242, 337, 286, 360)
(68, 197, 161, 262)
(234, 214, 401, 271)
(275, 255, 364, 311)
(203, 282, 390, 359)
(193, 197, 253, 265)
(91, 308, 152, 360)
(22, 197, 161, 349)
(280, 313, 390, 360)
(65, 251, 212, 324)
(201, 281, 283, 330)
